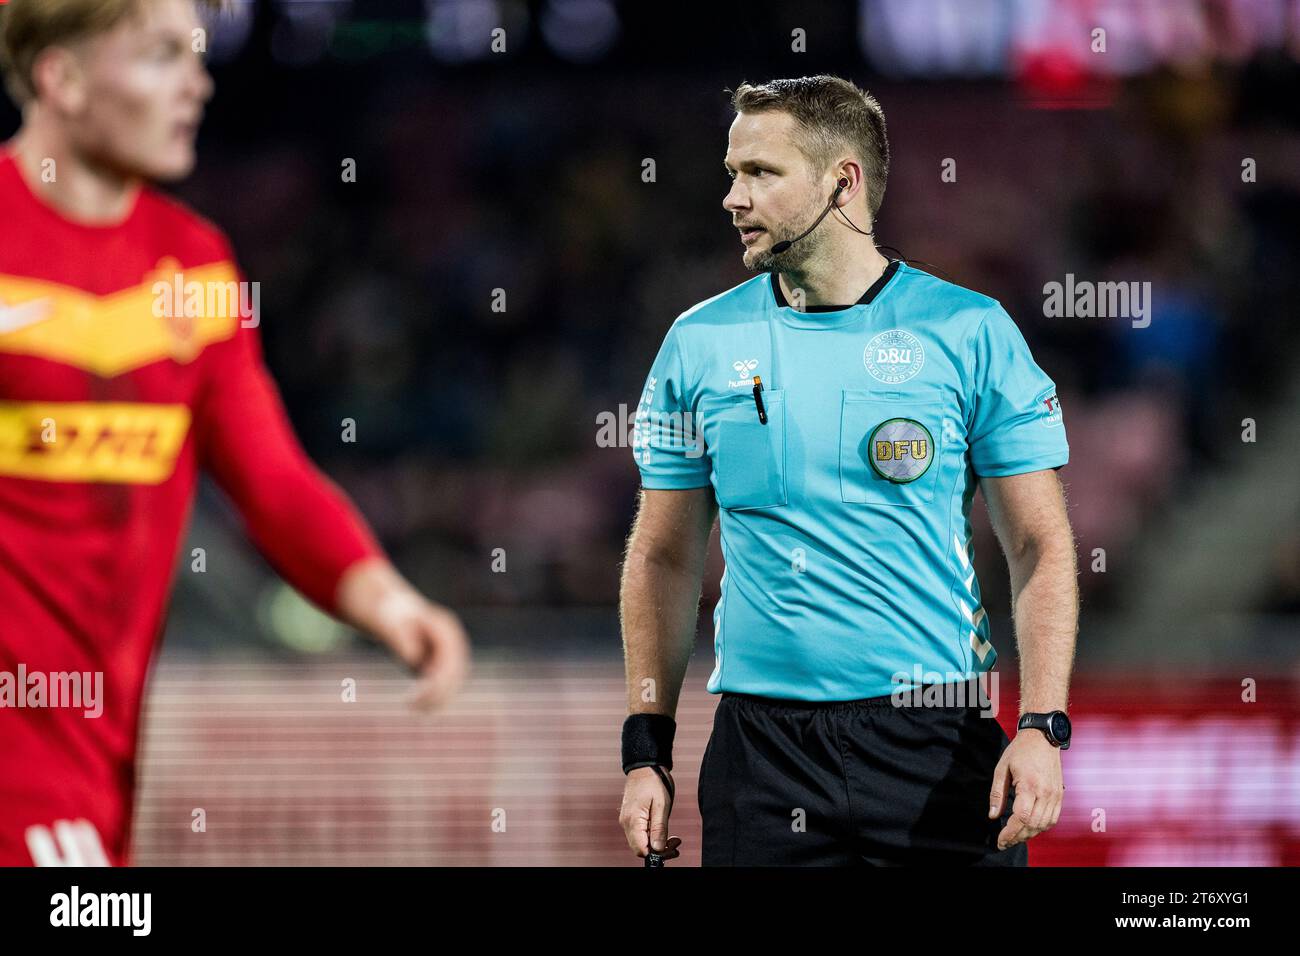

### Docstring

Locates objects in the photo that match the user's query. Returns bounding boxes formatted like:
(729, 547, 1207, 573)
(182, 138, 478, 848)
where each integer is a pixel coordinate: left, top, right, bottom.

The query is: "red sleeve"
(194, 286, 385, 615)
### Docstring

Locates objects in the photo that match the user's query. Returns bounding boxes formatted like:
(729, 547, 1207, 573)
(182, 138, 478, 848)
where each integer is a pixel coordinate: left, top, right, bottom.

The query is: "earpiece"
(771, 175, 867, 255)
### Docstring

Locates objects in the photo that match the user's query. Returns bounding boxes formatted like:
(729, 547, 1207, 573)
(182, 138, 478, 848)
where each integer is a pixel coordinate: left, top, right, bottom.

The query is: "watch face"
(1050, 713, 1071, 741)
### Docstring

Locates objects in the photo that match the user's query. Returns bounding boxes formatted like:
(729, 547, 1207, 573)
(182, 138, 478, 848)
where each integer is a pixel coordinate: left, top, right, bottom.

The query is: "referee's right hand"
(619, 767, 682, 861)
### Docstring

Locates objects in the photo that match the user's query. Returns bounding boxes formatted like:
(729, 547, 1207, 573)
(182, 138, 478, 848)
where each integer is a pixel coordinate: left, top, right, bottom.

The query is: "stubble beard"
(743, 199, 829, 274)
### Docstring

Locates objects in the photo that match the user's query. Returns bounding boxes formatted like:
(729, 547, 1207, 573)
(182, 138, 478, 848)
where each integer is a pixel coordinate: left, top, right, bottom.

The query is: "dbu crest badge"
(864, 329, 924, 384)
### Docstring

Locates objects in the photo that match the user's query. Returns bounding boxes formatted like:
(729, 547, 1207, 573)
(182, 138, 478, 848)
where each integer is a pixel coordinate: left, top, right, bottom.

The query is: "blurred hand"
(619, 766, 681, 861)
(988, 730, 1064, 851)
(375, 594, 471, 711)
(337, 557, 471, 711)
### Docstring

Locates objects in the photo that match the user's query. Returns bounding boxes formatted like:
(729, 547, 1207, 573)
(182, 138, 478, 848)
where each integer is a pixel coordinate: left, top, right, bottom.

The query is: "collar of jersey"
(769, 258, 902, 329)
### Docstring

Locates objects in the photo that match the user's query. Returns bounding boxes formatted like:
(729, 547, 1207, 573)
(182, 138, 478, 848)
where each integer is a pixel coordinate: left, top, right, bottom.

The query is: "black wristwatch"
(1017, 711, 1072, 750)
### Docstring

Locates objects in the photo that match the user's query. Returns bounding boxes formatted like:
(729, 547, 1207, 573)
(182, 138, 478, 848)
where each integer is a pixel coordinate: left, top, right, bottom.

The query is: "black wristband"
(622, 713, 676, 774)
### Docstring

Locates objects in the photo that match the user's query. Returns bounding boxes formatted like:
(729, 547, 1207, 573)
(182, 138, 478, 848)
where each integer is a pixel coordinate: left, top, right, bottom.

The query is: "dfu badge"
(869, 418, 933, 483)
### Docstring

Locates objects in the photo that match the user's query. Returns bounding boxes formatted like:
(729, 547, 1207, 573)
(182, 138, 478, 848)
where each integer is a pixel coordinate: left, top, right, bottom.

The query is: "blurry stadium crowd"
(167, 60, 1300, 634)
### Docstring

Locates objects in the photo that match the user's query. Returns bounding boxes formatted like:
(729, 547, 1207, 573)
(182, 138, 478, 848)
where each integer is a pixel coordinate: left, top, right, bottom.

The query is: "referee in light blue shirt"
(617, 76, 1078, 866)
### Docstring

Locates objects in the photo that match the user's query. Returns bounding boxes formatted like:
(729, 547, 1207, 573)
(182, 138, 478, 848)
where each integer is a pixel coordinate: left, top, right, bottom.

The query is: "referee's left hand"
(988, 731, 1064, 851)
(619, 767, 683, 861)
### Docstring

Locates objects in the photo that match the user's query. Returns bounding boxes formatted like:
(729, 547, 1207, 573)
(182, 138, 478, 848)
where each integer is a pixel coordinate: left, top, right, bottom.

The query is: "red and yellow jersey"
(0, 146, 384, 865)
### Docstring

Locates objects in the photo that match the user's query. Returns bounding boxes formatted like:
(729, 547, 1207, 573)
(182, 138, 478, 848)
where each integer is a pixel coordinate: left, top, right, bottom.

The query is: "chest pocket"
(840, 388, 945, 506)
(703, 389, 787, 510)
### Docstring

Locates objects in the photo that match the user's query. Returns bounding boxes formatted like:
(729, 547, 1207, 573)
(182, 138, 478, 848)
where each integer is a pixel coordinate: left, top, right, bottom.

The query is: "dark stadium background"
(5, 0, 1298, 865)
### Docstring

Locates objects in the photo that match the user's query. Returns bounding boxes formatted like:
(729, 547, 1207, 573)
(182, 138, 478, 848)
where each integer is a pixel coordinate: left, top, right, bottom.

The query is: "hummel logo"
(0, 297, 52, 334)
(728, 358, 758, 388)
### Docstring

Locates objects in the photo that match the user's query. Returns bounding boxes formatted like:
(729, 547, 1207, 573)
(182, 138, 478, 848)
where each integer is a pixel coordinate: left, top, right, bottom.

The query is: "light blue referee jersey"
(631, 260, 1069, 701)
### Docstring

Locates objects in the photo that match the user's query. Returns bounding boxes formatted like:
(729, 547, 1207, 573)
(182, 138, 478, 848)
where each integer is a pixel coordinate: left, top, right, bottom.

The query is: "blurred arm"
(619, 487, 717, 717)
(981, 469, 1078, 714)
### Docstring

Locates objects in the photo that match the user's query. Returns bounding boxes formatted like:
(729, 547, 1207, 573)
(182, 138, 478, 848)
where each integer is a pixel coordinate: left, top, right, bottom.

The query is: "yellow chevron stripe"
(0, 401, 192, 484)
(0, 260, 242, 376)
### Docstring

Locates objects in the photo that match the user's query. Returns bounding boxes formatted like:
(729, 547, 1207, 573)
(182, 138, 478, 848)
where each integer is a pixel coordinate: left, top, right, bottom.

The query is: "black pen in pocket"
(752, 374, 768, 425)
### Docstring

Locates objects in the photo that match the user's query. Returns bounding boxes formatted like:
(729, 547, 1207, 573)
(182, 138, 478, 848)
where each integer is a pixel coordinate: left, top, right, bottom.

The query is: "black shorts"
(697, 683, 1029, 866)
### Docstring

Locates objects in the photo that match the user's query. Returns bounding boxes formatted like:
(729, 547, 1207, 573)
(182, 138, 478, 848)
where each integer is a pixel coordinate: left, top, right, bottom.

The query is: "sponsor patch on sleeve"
(1037, 388, 1064, 427)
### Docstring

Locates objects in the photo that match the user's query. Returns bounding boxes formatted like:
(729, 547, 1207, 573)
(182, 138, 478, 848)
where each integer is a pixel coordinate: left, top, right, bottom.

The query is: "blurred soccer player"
(0, 0, 470, 866)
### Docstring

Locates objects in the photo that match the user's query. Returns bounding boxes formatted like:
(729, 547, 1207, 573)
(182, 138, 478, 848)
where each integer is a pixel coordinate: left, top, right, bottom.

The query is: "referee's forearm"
(619, 551, 702, 718)
(1008, 536, 1079, 714)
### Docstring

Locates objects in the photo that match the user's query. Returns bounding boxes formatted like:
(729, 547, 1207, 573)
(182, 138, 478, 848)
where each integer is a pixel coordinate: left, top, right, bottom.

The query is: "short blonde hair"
(730, 75, 890, 219)
(0, 0, 220, 106)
